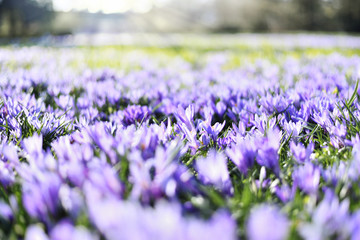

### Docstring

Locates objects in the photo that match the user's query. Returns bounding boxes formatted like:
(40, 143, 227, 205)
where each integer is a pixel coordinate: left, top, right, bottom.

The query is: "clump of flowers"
(0, 40, 359, 239)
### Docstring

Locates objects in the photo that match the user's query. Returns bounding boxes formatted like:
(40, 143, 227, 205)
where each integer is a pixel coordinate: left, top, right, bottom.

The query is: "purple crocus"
(298, 191, 350, 240)
(200, 120, 226, 142)
(256, 128, 282, 176)
(251, 114, 277, 134)
(22, 172, 62, 222)
(260, 93, 291, 114)
(186, 211, 237, 240)
(175, 105, 199, 152)
(283, 120, 303, 138)
(196, 150, 231, 192)
(122, 105, 151, 126)
(226, 138, 256, 175)
(214, 101, 227, 117)
(350, 210, 360, 240)
(293, 162, 320, 195)
(0, 201, 13, 221)
(50, 220, 98, 240)
(290, 141, 314, 163)
(275, 184, 296, 203)
(174, 104, 196, 131)
(247, 204, 289, 240)
(25, 225, 49, 240)
(22, 134, 43, 159)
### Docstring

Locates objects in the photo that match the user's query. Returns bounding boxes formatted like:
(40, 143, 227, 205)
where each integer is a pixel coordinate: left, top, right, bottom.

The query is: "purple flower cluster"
(0, 44, 359, 239)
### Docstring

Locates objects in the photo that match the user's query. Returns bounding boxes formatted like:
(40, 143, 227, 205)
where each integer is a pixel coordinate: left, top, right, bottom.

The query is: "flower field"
(1, 36, 360, 239)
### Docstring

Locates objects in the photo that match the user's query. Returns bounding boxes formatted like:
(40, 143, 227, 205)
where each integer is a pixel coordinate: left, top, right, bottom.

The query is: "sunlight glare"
(52, 0, 159, 14)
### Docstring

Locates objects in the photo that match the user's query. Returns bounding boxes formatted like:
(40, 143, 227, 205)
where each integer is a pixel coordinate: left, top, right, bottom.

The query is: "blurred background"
(0, 0, 359, 38)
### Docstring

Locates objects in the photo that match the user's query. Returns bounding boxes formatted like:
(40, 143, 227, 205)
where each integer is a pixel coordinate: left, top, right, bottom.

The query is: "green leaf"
(346, 79, 359, 108)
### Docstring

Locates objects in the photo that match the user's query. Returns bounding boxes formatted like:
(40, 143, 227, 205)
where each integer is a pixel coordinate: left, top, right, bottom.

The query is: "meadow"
(0, 35, 360, 239)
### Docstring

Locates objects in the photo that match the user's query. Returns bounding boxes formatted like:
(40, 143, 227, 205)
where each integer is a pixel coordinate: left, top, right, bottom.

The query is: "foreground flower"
(293, 162, 320, 195)
(256, 128, 282, 176)
(247, 204, 289, 240)
(298, 191, 350, 240)
(87, 198, 237, 240)
(226, 138, 256, 175)
(196, 150, 231, 192)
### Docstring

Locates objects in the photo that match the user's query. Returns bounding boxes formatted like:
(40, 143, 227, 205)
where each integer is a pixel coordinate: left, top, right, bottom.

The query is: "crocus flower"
(251, 114, 277, 134)
(293, 162, 320, 195)
(260, 94, 291, 114)
(199, 108, 226, 142)
(50, 220, 98, 240)
(226, 138, 256, 175)
(275, 184, 295, 203)
(0, 201, 13, 221)
(22, 134, 43, 159)
(350, 211, 360, 240)
(186, 211, 237, 240)
(25, 225, 49, 240)
(196, 150, 231, 192)
(298, 191, 351, 240)
(22, 172, 62, 222)
(290, 141, 314, 163)
(122, 105, 151, 126)
(283, 120, 303, 138)
(247, 204, 289, 240)
(175, 105, 199, 152)
(256, 128, 282, 175)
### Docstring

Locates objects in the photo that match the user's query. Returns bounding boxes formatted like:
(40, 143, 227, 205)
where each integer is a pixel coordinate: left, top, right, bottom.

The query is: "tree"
(0, 0, 53, 37)
(338, 0, 360, 32)
(292, 0, 324, 30)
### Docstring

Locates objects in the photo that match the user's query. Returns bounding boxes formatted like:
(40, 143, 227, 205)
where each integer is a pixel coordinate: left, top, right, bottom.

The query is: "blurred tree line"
(215, 0, 360, 32)
(0, 0, 52, 37)
(0, 0, 359, 37)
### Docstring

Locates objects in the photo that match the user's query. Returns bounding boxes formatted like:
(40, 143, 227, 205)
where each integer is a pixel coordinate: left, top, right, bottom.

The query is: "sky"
(52, 0, 172, 14)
